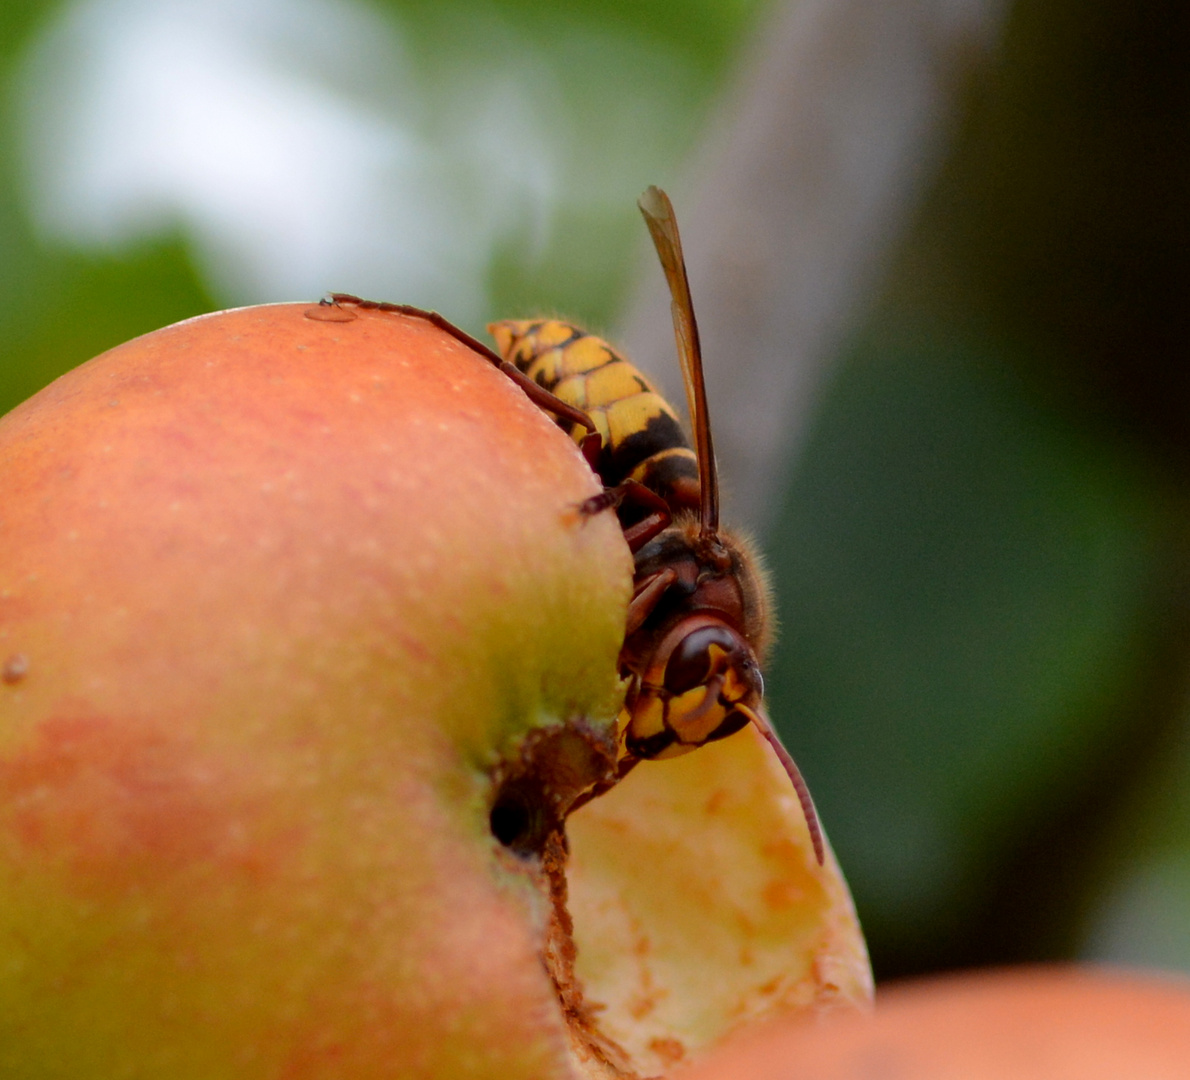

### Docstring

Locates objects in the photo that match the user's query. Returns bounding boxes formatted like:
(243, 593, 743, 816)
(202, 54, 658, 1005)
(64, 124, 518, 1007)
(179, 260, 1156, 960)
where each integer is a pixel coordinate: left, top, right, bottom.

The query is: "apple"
(0, 300, 869, 1078)
(679, 966, 1190, 1080)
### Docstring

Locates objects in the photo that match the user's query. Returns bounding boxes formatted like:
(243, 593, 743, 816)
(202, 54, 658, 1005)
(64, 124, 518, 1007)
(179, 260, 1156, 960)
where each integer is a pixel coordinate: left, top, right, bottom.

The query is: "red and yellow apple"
(0, 301, 869, 1077)
(681, 966, 1190, 1080)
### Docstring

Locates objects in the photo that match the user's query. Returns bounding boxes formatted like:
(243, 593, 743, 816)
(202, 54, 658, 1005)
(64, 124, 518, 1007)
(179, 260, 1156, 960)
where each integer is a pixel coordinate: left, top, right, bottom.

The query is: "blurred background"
(2, 0, 1187, 983)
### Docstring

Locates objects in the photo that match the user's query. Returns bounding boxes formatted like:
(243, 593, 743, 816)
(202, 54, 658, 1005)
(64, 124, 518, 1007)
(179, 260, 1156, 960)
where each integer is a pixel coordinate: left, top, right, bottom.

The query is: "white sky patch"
(16, 0, 560, 322)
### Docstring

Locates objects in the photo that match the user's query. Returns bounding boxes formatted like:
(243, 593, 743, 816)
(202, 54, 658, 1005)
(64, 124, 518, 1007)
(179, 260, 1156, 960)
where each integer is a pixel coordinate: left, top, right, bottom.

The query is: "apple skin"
(679, 966, 1190, 1080)
(0, 302, 632, 1078)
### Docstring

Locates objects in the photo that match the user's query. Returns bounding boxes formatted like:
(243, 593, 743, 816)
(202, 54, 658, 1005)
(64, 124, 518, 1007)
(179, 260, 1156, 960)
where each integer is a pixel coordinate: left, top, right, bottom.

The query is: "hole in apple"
(489, 722, 641, 1076)
(489, 794, 529, 846)
(489, 721, 619, 859)
(489, 783, 550, 855)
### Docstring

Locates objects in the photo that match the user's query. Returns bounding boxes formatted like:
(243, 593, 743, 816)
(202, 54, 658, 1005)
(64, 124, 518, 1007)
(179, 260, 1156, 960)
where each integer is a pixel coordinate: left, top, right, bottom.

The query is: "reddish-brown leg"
(622, 509, 670, 553)
(579, 480, 672, 553)
(324, 295, 603, 451)
(496, 361, 601, 443)
(579, 431, 602, 472)
(625, 567, 678, 636)
(328, 295, 507, 367)
(578, 488, 620, 518)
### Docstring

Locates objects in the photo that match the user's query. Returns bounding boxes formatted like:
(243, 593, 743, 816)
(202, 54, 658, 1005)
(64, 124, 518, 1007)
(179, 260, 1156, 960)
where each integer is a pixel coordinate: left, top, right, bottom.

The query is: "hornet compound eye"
(663, 625, 741, 696)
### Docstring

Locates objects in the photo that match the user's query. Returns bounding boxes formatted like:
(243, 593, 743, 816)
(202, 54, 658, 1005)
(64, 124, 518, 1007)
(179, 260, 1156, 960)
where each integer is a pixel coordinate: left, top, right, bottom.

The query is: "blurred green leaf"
(0, 237, 215, 418)
(765, 324, 1159, 973)
(0, 0, 765, 409)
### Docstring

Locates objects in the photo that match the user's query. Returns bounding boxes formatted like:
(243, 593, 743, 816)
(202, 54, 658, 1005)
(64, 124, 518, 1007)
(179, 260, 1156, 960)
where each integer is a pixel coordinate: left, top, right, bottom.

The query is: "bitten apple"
(0, 302, 869, 1079)
(679, 966, 1190, 1080)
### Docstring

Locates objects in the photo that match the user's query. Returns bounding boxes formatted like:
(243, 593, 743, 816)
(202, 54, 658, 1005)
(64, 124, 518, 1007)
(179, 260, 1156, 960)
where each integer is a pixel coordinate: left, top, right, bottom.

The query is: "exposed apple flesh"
(0, 301, 870, 1078)
(567, 728, 870, 1076)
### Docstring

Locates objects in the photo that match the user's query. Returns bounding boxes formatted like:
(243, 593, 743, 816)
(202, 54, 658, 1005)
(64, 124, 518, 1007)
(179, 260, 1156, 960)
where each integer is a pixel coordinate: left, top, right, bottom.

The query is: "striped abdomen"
(489, 319, 700, 513)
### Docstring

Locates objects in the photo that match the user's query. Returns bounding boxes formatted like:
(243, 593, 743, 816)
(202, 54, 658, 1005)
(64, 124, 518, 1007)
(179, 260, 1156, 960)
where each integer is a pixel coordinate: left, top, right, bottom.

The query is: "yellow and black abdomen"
(489, 319, 700, 512)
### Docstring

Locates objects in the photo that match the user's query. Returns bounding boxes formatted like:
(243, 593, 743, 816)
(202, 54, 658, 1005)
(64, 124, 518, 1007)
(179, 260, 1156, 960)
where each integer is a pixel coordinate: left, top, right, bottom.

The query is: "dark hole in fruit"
(490, 796, 529, 846)
(490, 780, 553, 856)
